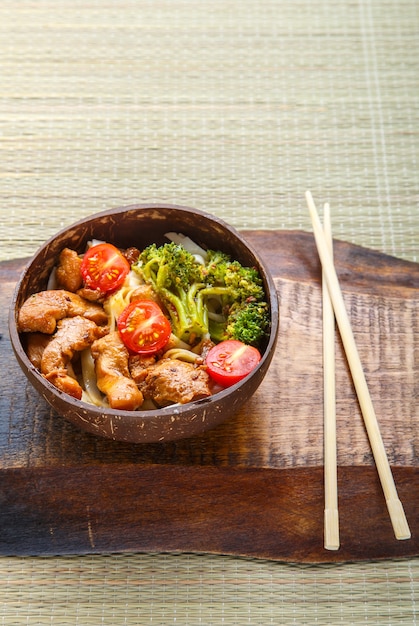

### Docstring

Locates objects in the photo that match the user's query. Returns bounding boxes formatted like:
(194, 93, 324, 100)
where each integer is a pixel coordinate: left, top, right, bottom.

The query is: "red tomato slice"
(81, 243, 130, 294)
(117, 300, 171, 355)
(206, 339, 261, 387)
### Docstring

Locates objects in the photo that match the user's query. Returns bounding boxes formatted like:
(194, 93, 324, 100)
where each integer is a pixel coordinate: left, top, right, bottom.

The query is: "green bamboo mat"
(1, 554, 419, 625)
(0, 0, 418, 624)
(0, 0, 418, 263)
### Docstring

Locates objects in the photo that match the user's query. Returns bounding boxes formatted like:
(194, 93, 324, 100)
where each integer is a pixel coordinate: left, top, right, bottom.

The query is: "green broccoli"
(134, 241, 270, 348)
(202, 249, 232, 284)
(225, 300, 270, 346)
(134, 242, 208, 344)
(198, 250, 270, 348)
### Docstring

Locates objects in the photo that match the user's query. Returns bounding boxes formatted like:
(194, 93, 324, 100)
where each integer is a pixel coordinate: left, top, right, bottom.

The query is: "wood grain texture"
(0, 230, 418, 561)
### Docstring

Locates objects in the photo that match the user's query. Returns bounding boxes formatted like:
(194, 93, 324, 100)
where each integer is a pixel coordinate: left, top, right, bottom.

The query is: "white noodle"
(47, 267, 58, 290)
(81, 348, 107, 407)
(162, 348, 202, 364)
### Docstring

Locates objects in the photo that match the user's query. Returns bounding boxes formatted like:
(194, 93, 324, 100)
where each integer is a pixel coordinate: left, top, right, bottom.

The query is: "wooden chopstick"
(306, 191, 411, 541)
(322, 203, 339, 550)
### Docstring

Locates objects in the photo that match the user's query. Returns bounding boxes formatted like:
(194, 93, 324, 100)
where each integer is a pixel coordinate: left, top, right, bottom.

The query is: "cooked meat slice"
(26, 332, 52, 369)
(46, 370, 87, 400)
(142, 359, 211, 406)
(91, 331, 143, 411)
(130, 283, 161, 304)
(41, 316, 106, 373)
(128, 354, 157, 384)
(18, 289, 108, 334)
(76, 286, 105, 303)
(41, 316, 106, 399)
(194, 338, 216, 362)
(55, 248, 83, 292)
(122, 247, 141, 266)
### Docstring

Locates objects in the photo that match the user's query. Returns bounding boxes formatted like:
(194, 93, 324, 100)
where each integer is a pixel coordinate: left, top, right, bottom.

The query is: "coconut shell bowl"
(9, 204, 279, 443)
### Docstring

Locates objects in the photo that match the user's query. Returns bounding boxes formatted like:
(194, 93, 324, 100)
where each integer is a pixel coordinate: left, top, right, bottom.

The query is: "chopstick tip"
(324, 509, 340, 551)
(387, 499, 411, 540)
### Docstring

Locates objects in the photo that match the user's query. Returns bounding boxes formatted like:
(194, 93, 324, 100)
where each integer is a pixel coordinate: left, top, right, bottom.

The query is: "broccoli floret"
(134, 242, 208, 344)
(203, 249, 232, 284)
(199, 251, 270, 348)
(207, 301, 270, 347)
(223, 262, 265, 302)
(140, 242, 202, 291)
(226, 300, 270, 347)
(203, 251, 265, 301)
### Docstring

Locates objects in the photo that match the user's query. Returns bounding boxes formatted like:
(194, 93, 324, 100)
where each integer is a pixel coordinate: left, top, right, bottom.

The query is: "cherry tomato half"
(81, 243, 130, 294)
(117, 300, 171, 355)
(206, 339, 261, 387)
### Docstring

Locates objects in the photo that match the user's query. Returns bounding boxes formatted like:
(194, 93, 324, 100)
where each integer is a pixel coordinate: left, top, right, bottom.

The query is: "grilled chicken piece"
(128, 354, 157, 384)
(55, 248, 83, 292)
(130, 283, 161, 303)
(76, 286, 106, 303)
(45, 369, 87, 400)
(41, 316, 107, 399)
(26, 332, 52, 369)
(141, 359, 211, 406)
(91, 331, 143, 411)
(18, 289, 108, 334)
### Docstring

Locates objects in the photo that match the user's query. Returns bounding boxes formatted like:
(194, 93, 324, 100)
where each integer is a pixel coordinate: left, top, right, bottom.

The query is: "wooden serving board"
(1, 231, 418, 563)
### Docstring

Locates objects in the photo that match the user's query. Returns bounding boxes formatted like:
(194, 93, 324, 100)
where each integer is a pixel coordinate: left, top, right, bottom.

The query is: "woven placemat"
(0, 0, 417, 264)
(0, 0, 418, 623)
(1, 554, 418, 625)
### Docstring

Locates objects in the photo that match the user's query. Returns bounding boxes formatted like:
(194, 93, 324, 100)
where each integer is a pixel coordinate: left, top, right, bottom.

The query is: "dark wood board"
(1, 230, 418, 562)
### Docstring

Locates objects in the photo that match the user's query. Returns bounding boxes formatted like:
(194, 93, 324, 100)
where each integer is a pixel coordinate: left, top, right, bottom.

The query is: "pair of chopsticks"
(305, 191, 411, 550)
